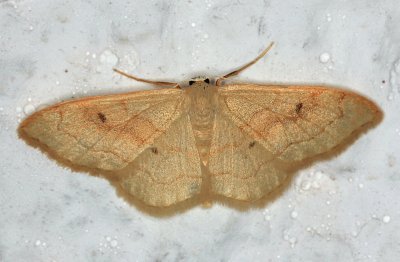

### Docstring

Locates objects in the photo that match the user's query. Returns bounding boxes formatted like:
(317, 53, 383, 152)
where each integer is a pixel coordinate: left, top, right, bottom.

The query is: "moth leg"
(215, 42, 274, 86)
(113, 68, 181, 89)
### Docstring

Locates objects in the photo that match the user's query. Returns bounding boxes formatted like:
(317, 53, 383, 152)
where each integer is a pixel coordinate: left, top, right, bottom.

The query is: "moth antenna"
(113, 68, 181, 89)
(216, 42, 274, 86)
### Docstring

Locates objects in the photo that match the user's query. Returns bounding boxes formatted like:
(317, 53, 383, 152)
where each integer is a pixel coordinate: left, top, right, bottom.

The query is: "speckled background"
(1, 0, 399, 261)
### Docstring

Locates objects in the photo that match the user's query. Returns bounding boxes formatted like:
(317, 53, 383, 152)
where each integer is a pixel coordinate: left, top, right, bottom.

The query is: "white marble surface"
(1, 0, 399, 261)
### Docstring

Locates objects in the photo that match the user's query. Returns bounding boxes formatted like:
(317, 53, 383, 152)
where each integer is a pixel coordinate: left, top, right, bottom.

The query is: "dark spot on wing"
(98, 112, 106, 123)
(151, 147, 159, 154)
(249, 141, 256, 148)
(295, 103, 303, 114)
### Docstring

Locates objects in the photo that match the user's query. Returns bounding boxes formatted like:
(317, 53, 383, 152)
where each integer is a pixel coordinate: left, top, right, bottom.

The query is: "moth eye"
(204, 78, 210, 84)
(189, 80, 195, 85)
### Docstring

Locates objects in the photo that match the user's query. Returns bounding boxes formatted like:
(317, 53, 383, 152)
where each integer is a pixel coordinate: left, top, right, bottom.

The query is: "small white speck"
(289, 237, 297, 247)
(191, 22, 196, 27)
(283, 234, 289, 241)
(35, 240, 41, 246)
(311, 180, 320, 189)
(319, 52, 330, 63)
(358, 183, 364, 189)
(204, 33, 209, 39)
(106, 236, 112, 242)
(56, 81, 60, 85)
(300, 180, 311, 191)
(263, 209, 272, 221)
(99, 49, 119, 67)
(16, 107, 22, 113)
(110, 239, 118, 247)
(326, 13, 332, 22)
(290, 210, 298, 219)
(383, 215, 391, 223)
(282, 230, 297, 247)
(23, 104, 35, 115)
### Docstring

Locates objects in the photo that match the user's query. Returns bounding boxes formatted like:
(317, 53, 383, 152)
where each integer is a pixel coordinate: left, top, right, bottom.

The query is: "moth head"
(188, 77, 211, 86)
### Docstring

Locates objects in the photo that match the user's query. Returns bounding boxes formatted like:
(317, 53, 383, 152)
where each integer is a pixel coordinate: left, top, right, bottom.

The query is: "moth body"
(18, 43, 381, 207)
(186, 80, 217, 165)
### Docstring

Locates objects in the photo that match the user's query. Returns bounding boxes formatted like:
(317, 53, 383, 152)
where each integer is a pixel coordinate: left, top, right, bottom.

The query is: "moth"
(19, 43, 381, 207)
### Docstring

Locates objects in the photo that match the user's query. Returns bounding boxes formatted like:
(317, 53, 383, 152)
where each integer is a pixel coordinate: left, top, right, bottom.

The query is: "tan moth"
(19, 43, 381, 207)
